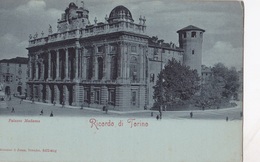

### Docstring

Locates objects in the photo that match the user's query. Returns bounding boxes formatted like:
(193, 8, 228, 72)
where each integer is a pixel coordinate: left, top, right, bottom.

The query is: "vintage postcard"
(0, 0, 243, 162)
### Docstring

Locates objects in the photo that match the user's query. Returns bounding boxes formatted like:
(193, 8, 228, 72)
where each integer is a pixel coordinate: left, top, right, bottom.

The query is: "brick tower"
(177, 25, 205, 75)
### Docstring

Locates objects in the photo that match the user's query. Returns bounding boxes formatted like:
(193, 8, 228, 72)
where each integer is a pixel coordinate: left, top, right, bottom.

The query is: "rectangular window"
(97, 46, 103, 53)
(131, 91, 137, 106)
(84, 88, 91, 104)
(94, 90, 100, 104)
(108, 89, 115, 105)
(110, 45, 117, 52)
(183, 33, 186, 38)
(150, 73, 155, 82)
(131, 46, 137, 53)
(192, 32, 196, 38)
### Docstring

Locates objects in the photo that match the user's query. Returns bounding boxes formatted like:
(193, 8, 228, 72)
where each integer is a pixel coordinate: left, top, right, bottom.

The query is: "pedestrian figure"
(226, 116, 228, 121)
(50, 111, 53, 117)
(40, 109, 43, 115)
(103, 105, 106, 111)
(190, 112, 193, 118)
(156, 115, 159, 120)
(80, 104, 83, 110)
(11, 107, 15, 113)
(53, 101, 56, 106)
(159, 111, 162, 119)
(151, 112, 153, 117)
(31, 99, 34, 104)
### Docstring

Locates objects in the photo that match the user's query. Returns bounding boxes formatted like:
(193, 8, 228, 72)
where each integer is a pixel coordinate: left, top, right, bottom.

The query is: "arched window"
(97, 57, 103, 80)
(130, 56, 138, 82)
(110, 56, 117, 80)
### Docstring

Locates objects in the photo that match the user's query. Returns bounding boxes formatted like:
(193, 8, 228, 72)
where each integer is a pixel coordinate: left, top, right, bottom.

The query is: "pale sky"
(0, 0, 243, 69)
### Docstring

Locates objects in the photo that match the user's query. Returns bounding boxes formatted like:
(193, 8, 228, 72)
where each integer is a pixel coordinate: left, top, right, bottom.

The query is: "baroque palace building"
(26, 2, 205, 110)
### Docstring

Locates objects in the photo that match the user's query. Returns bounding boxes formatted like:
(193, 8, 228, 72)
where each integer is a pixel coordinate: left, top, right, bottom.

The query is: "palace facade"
(0, 57, 28, 96)
(26, 2, 205, 110)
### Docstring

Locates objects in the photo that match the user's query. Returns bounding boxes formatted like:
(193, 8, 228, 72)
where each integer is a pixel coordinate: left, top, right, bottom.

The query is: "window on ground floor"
(94, 89, 100, 104)
(108, 89, 115, 105)
(131, 90, 137, 106)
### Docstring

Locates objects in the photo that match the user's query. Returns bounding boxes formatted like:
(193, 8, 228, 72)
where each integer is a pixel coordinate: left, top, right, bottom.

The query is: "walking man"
(11, 107, 15, 113)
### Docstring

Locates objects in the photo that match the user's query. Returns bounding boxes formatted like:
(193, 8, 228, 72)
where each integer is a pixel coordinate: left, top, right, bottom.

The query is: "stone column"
(101, 85, 108, 105)
(92, 45, 96, 80)
(46, 85, 52, 103)
(107, 56, 111, 79)
(75, 47, 79, 79)
(35, 55, 39, 80)
(26, 84, 31, 99)
(103, 44, 108, 80)
(29, 57, 33, 80)
(54, 85, 60, 104)
(139, 45, 144, 82)
(56, 50, 60, 80)
(79, 48, 82, 79)
(118, 42, 124, 80)
(81, 54, 87, 80)
(41, 59, 44, 80)
(65, 48, 69, 80)
(94, 57, 98, 80)
(63, 85, 69, 105)
(126, 43, 130, 79)
(39, 84, 43, 102)
(48, 51, 51, 80)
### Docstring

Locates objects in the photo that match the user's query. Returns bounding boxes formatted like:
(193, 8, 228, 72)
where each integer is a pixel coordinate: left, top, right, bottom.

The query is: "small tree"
(153, 58, 200, 109)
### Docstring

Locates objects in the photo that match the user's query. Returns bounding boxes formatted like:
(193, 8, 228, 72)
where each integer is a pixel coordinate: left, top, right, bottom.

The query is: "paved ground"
(0, 97, 243, 120)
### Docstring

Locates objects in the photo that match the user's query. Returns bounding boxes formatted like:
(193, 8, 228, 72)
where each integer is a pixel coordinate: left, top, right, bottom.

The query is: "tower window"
(97, 46, 103, 53)
(192, 50, 195, 55)
(192, 32, 196, 38)
(183, 33, 186, 38)
(131, 46, 137, 53)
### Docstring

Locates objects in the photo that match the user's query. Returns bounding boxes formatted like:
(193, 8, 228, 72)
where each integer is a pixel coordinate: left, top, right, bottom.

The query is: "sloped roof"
(177, 25, 205, 33)
(0, 57, 28, 64)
